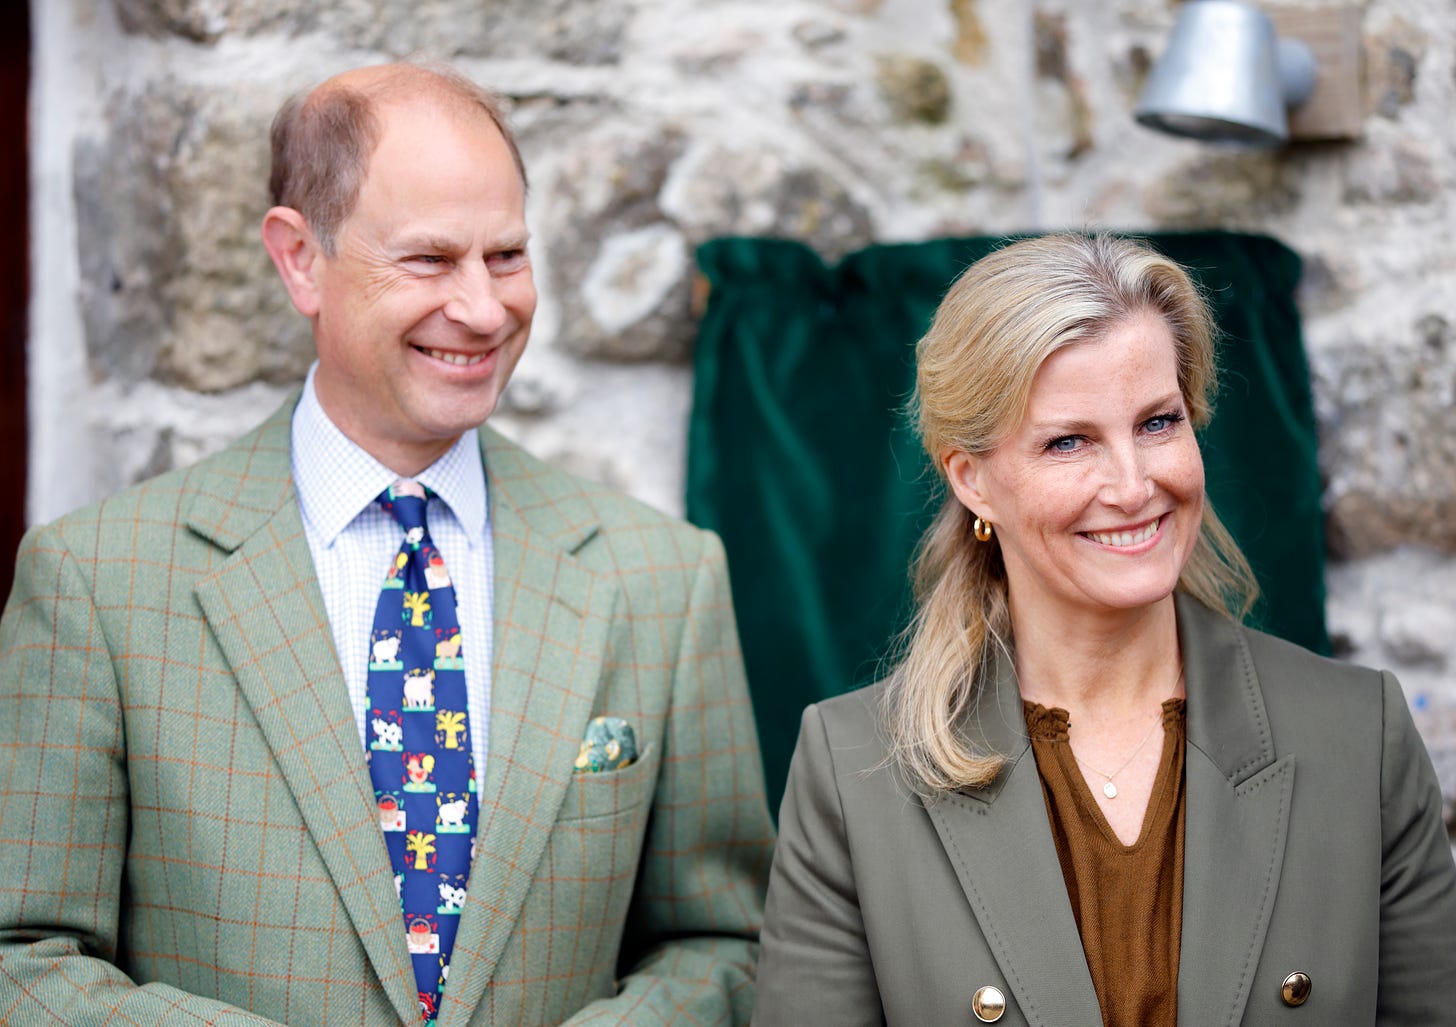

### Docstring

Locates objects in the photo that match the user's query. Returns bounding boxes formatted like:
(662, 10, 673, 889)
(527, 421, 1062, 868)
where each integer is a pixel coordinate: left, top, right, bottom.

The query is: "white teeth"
(1087, 517, 1160, 547)
(423, 348, 486, 366)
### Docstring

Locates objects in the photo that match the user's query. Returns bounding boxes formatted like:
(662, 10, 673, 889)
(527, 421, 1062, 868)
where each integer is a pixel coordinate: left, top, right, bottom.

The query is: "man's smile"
(416, 345, 490, 367)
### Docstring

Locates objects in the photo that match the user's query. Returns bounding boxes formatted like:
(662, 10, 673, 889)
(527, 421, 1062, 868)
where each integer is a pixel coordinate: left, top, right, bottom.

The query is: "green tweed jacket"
(0, 399, 774, 1026)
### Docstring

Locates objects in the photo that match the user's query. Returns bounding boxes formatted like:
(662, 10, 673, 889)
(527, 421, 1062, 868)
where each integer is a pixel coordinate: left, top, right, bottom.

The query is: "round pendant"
(1102, 781, 1118, 799)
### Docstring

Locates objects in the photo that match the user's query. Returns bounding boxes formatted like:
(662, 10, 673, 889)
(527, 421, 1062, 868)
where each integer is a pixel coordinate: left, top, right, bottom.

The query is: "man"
(0, 63, 774, 1025)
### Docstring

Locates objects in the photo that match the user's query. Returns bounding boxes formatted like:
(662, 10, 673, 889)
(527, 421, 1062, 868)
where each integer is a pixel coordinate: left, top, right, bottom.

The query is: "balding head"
(268, 62, 526, 254)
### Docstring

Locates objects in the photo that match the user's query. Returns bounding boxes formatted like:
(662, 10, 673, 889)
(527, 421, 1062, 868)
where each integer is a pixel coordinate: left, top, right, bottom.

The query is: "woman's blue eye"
(1050, 436, 1081, 452)
(1144, 411, 1184, 434)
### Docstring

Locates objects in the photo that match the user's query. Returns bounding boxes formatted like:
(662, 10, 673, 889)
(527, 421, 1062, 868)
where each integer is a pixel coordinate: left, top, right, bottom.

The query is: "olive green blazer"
(755, 595, 1456, 1026)
(0, 398, 774, 1026)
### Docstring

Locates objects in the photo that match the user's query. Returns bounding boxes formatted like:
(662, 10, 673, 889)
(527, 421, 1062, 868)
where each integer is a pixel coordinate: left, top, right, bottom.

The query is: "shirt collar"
(291, 363, 489, 549)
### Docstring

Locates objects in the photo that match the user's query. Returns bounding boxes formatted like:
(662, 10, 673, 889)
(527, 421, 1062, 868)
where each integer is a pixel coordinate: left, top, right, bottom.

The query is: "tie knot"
(377, 478, 432, 535)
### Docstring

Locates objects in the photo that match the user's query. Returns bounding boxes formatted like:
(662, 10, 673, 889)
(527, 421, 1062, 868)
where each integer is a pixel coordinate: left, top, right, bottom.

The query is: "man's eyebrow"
(393, 231, 532, 253)
(493, 230, 531, 250)
(396, 234, 461, 252)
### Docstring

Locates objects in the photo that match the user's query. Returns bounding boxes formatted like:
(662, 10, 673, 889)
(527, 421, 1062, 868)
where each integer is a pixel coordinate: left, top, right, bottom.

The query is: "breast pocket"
(519, 744, 659, 991)
(556, 743, 660, 822)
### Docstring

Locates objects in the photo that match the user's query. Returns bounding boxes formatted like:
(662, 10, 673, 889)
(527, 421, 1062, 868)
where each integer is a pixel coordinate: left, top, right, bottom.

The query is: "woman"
(753, 234, 1456, 1026)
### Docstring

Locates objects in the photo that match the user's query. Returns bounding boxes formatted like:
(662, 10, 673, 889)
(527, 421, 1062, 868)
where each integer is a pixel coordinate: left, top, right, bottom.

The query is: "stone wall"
(30, 0, 1456, 810)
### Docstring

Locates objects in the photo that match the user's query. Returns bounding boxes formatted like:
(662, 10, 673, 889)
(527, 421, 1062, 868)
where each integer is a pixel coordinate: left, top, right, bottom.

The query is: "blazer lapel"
(926, 650, 1102, 1027)
(1176, 594, 1294, 1027)
(437, 428, 617, 1025)
(188, 401, 419, 1027)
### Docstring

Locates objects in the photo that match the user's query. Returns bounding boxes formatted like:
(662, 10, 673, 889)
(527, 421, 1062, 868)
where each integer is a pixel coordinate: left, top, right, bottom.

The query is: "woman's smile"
(1081, 515, 1164, 550)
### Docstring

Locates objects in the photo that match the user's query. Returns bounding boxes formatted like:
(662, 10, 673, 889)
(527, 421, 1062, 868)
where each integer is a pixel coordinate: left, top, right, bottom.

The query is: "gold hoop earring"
(973, 517, 993, 542)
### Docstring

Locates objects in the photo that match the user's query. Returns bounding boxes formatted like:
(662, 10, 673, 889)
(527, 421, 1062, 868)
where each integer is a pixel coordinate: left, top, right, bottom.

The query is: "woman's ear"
(942, 449, 994, 521)
(260, 206, 324, 318)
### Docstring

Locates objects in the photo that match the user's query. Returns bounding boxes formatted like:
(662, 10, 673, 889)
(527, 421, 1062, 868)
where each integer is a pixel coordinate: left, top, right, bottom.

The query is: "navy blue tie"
(366, 479, 477, 1024)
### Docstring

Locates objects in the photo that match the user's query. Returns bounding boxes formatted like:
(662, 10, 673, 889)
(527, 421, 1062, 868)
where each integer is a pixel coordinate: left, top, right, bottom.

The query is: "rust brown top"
(1024, 698, 1187, 1027)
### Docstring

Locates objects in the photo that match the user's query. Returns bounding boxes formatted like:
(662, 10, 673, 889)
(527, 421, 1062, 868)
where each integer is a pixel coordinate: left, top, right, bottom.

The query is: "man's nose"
(442, 262, 508, 335)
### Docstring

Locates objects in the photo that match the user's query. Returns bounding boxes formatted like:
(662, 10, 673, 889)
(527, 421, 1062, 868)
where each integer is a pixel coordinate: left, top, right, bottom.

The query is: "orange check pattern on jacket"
(0, 396, 774, 1027)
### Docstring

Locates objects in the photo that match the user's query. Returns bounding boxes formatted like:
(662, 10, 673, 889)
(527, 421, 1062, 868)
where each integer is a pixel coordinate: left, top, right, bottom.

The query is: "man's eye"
(489, 249, 528, 270)
(409, 255, 445, 265)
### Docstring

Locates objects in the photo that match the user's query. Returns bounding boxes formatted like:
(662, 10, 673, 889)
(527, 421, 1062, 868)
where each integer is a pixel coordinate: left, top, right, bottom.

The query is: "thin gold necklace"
(1069, 668, 1182, 800)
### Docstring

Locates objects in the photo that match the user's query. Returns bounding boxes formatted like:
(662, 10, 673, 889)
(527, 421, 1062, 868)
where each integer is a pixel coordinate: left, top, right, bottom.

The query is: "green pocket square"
(574, 716, 638, 772)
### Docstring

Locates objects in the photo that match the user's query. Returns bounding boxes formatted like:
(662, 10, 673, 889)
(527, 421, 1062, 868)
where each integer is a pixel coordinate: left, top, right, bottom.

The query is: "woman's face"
(944, 311, 1204, 627)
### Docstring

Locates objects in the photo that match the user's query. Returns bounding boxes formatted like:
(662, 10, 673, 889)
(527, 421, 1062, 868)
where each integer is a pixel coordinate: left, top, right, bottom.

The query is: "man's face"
(309, 99, 536, 474)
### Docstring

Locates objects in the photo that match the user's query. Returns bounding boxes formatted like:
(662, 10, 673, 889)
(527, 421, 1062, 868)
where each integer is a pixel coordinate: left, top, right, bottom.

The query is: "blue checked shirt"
(290, 365, 493, 777)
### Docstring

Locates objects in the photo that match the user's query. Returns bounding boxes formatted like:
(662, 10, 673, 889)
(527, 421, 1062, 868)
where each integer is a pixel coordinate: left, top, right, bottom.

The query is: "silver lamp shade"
(1135, 0, 1317, 146)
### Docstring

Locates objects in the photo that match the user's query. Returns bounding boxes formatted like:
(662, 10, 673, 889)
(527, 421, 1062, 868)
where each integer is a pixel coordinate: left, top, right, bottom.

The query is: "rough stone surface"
(1033, 10, 1094, 159)
(792, 19, 848, 53)
(113, 0, 233, 41)
(115, 0, 629, 62)
(1343, 135, 1442, 205)
(1317, 312, 1456, 558)
(1294, 250, 1359, 316)
(949, 0, 989, 67)
(875, 55, 952, 125)
(534, 126, 693, 362)
(580, 224, 692, 341)
(1327, 548, 1456, 828)
(660, 143, 875, 263)
(311, 0, 630, 63)
(75, 78, 311, 392)
(1142, 152, 1303, 228)
(1364, 16, 1427, 119)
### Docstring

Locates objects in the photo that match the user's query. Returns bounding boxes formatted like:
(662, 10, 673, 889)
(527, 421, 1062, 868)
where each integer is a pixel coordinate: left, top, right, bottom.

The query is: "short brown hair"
(268, 63, 527, 254)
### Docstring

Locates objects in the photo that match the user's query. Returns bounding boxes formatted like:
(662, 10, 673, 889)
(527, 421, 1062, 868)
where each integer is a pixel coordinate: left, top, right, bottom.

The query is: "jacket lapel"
(926, 649, 1103, 1027)
(188, 400, 419, 1027)
(438, 428, 617, 1025)
(1176, 595, 1294, 1026)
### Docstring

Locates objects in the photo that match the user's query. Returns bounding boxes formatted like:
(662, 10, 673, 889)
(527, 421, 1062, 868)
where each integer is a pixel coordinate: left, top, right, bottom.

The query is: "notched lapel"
(437, 434, 617, 1024)
(190, 441, 419, 1027)
(1179, 750, 1294, 1026)
(1176, 595, 1294, 1027)
(926, 653, 1101, 1027)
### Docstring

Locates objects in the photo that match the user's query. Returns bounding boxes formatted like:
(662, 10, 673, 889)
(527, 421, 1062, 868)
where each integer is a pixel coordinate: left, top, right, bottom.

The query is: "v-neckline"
(1024, 698, 1186, 851)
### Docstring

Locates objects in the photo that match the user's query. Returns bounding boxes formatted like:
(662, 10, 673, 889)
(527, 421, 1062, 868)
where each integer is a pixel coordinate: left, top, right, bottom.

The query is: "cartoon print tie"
(366, 479, 477, 1024)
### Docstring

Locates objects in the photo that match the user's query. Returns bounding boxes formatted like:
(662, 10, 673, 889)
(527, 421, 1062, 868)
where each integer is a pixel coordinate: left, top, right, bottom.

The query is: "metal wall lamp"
(1135, 1, 1363, 146)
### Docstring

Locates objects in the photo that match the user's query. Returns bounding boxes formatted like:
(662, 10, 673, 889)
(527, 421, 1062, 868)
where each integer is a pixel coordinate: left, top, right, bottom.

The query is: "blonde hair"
(886, 233, 1259, 796)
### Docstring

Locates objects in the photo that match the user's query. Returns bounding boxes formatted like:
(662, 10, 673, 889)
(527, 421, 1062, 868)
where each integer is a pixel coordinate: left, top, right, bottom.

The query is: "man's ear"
(260, 206, 324, 318)
(942, 448, 995, 521)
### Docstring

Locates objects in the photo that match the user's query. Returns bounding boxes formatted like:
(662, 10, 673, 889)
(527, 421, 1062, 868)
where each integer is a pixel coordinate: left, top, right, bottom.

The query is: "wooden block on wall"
(1267, 5, 1364, 141)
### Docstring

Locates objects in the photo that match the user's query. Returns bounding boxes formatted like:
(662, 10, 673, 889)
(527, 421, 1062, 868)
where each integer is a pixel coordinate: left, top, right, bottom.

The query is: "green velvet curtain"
(687, 232, 1328, 815)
